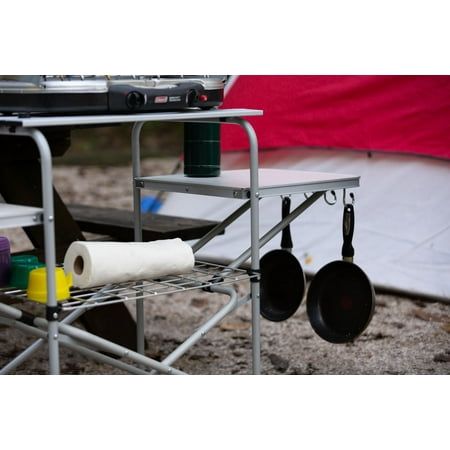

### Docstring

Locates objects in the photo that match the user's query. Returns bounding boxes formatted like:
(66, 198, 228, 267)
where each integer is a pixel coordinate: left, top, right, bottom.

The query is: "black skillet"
(306, 203, 375, 343)
(260, 197, 306, 322)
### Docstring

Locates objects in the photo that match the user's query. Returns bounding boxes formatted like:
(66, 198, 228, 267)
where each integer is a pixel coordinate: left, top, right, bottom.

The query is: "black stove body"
(0, 76, 225, 116)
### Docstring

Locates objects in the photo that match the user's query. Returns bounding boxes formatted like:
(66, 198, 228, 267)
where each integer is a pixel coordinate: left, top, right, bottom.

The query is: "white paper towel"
(64, 239, 195, 288)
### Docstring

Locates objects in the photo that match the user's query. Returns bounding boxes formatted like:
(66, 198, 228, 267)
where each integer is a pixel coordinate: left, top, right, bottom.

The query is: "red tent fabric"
(221, 76, 450, 160)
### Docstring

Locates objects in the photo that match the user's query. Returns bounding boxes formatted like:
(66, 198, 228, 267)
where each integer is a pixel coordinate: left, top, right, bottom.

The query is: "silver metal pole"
(229, 118, 261, 374)
(0, 317, 150, 375)
(58, 334, 150, 375)
(191, 200, 252, 254)
(0, 337, 42, 374)
(0, 285, 113, 374)
(132, 122, 145, 355)
(0, 302, 21, 320)
(55, 322, 184, 374)
(60, 329, 150, 375)
(132, 122, 144, 243)
(28, 129, 59, 375)
(158, 285, 238, 369)
(228, 191, 324, 269)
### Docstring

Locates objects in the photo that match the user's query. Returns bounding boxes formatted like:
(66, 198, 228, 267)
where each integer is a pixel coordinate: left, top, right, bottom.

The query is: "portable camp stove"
(0, 75, 225, 115)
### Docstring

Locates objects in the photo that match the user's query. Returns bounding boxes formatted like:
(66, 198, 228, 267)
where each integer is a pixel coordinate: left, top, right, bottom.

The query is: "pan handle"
(341, 203, 355, 262)
(281, 197, 293, 251)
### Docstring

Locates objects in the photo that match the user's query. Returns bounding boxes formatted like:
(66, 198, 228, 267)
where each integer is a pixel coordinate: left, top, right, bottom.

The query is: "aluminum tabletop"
(136, 168, 360, 199)
(0, 108, 263, 128)
(0, 204, 43, 228)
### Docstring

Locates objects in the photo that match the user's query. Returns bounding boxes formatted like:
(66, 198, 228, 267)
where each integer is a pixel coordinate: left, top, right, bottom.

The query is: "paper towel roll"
(64, 239, 195, 288)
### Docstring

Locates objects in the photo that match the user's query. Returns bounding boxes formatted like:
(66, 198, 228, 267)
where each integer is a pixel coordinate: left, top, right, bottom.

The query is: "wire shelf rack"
(0, 261, 253, 311)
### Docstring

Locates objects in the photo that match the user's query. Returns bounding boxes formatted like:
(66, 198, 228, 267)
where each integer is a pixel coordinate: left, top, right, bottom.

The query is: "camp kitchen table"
(0, 109, 359, 375)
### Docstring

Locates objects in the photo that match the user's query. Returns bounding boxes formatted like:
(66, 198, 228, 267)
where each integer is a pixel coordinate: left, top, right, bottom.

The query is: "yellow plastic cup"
(27, 267, 73, 304)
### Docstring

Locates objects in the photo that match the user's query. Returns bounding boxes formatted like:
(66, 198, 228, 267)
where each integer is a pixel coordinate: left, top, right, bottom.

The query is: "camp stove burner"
(0, 75, 225, 115)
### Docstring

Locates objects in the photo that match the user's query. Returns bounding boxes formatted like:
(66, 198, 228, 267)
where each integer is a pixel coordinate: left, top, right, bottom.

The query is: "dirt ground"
(0, 159, 449, 375)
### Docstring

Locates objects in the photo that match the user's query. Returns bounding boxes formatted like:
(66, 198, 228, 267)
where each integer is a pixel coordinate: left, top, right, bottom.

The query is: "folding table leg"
(132, 122, 146, 355)
(227, 118, 261, 374)
(154, 285, 238, 371)
(28, 129, 60, 374)
(0, 316, 150, 375)
(0, 285, 113, 374)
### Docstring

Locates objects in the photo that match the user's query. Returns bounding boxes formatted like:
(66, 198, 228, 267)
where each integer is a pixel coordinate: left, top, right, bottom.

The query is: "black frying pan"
(306, 203, 375, 343)
(260, 197, 306, 322)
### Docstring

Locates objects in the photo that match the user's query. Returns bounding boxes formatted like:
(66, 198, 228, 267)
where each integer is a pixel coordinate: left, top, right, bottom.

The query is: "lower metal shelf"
(0, 261, 253, 312)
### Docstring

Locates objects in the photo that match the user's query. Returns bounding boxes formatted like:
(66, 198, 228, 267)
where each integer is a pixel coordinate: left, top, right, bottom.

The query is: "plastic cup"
(27, 267, 73, 304)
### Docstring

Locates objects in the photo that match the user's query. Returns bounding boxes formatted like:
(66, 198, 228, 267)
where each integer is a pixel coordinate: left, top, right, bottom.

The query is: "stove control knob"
(126, 91, 145, 110)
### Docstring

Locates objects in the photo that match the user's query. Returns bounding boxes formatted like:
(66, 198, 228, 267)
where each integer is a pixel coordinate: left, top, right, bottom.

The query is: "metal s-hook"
(342, 189, 355, 205)
(324, 190, 337, 206)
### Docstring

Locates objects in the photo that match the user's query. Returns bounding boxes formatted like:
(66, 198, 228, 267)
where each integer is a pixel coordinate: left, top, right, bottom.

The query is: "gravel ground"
(1, 159, 449, 375)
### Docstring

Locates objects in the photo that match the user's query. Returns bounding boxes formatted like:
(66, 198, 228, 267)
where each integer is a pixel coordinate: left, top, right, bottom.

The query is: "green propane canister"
(184, 123, 221, 177)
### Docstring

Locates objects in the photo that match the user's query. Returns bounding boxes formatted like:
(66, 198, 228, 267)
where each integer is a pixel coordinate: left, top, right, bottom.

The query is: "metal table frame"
(0, 127, 59, 373)
(131, 115, 266, 373)
(0, 108, 359, 375)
